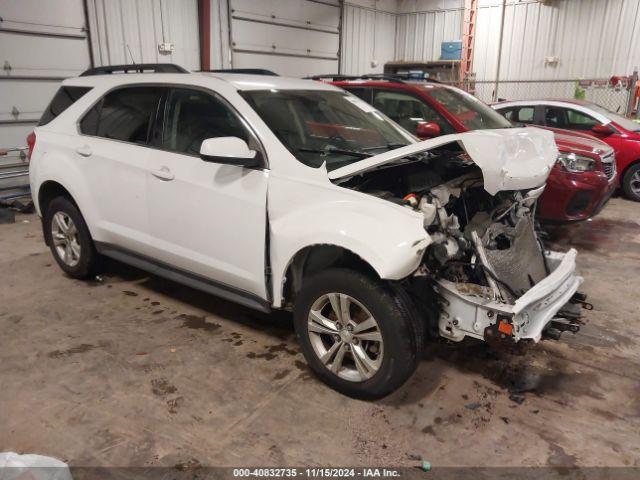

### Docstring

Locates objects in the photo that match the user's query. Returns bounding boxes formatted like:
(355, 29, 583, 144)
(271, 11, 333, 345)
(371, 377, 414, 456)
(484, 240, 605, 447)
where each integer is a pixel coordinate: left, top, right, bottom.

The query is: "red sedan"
(321, 76, 616, 223)
(492, 99, 640, 201)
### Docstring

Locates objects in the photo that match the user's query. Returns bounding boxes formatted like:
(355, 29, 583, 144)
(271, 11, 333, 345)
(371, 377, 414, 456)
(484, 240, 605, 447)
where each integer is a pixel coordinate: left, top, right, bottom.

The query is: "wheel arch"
(38, 180, 78, 213)
(277, 244, 381, 309)
(37, 181, 81, 246)
(620, 157, 640, 181)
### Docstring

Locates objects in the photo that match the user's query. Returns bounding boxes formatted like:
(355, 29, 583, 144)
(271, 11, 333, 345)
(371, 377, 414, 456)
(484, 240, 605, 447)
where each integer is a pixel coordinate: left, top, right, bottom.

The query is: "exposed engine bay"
(337, 143, 586, 344)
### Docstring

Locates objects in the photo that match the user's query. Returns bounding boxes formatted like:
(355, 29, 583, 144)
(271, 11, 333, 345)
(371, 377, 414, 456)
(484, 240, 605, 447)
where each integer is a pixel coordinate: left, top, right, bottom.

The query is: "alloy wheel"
(51, 211, 81, 267)
(630, 170, 640, 196)
(307, 293, 383, 382)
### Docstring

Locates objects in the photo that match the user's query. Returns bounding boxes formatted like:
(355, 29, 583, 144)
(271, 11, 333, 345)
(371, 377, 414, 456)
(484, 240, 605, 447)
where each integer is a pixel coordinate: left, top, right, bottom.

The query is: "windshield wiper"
(298, 147, 372, 159)
(361, 143, 408, 151)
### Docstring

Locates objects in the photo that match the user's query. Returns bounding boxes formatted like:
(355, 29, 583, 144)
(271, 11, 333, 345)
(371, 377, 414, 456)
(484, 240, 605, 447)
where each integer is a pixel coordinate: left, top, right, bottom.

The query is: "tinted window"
(79, 101, 100, 136)
(544, 106, 567, 128)
(162, 88, 249, 155)
(39, 86, 92, 126)
(80, 87, 163, 144)
(426, 87, 512, 130)
(502, 106, 535, 124)
(346, 88, 370, 102)
(372, 90, 454, 135)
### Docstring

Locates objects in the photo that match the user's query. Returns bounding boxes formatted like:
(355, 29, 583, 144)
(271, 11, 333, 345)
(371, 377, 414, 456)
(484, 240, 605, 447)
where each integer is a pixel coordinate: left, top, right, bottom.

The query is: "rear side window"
(544, 107, 568, 128)
(80, 86, 163, 145)
(38, 86, 92, 126)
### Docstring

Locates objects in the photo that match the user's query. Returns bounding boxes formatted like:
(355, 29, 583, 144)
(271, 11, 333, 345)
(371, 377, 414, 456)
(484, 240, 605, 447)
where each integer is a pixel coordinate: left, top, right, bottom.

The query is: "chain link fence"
(467, 79, 631, 114)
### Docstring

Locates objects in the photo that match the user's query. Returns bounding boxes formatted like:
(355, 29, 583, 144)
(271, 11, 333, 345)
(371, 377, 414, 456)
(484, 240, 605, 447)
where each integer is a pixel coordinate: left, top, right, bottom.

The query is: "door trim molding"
(95, 241, 271, 313)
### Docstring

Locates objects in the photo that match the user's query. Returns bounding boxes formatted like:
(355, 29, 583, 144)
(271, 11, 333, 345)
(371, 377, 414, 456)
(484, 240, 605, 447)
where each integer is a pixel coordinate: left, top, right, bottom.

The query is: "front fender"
(268, 174, 430, 307)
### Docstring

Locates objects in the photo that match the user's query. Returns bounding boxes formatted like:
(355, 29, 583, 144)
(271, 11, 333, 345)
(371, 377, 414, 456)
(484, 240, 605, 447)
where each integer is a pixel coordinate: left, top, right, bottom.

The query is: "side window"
(345, 88, 371, 103)
(39, 86, 92, 126)
(371, 90, 454, 135)
(566, 109, 599, 130)
(80, 86, 163, 145)
(501, 108, 515, 121)
(162, 88, 250, 155)
(504, 106, 535, 124)
(544, 106, 568, 128)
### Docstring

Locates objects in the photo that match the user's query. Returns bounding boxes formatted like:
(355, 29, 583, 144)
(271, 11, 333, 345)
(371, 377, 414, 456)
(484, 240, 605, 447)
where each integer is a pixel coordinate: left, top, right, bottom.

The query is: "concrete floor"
(1, 198, 639, 470)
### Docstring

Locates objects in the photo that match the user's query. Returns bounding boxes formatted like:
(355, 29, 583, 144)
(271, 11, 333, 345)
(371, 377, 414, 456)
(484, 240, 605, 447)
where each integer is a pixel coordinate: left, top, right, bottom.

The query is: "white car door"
(77, 86, 163, 253)
(144, 87, 269, 301)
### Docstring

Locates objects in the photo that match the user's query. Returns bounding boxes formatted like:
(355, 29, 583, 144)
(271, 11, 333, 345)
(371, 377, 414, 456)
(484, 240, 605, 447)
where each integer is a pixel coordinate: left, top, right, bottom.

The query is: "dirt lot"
(1, 197, 639, 472)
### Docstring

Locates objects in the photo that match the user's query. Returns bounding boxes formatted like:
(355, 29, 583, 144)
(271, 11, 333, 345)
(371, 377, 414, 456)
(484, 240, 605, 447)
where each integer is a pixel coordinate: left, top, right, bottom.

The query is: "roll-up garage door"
(0, 0, 91, 195)
(86, 0, 200, 70)
(229, 0, 341, 77)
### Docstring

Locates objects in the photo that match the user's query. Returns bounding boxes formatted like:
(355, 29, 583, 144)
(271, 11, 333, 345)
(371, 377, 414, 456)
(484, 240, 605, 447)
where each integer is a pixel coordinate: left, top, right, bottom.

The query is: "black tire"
(293, 268, 424, 400)
(622, 163, 640, 202)
(43, 196, 100, 279)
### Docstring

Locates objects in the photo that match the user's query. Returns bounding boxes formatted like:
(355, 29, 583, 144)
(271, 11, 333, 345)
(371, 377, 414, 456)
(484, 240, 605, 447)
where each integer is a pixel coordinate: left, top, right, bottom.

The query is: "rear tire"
(44, 196, 100, 279)
(293, 268, 423, 400)
(622, 163, 640, 202)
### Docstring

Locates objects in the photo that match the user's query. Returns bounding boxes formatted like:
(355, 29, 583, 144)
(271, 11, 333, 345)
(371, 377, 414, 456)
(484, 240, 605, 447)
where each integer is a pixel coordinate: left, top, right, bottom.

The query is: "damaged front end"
(331, 128, 587, 344)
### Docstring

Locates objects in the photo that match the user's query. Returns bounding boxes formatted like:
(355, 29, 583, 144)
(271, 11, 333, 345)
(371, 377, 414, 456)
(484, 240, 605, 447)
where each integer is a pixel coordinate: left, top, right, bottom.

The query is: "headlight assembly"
(556, 152, 596, 173)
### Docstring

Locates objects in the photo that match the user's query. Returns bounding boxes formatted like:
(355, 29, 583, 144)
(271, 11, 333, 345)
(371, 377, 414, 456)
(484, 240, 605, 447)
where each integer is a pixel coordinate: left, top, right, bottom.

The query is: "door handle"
(151, 166, 175, 181)
(75, 145, 92, 157)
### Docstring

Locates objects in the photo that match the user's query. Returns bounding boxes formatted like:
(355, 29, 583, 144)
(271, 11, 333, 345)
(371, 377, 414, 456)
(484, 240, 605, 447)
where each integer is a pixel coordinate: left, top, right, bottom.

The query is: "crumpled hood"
(328, 127, 559, 195)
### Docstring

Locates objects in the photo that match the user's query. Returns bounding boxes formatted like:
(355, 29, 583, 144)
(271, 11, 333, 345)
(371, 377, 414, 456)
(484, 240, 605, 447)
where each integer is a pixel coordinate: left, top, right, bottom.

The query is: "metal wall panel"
(474, 0, 640, 81)
(397, 0, 464, 13)
(0, 0, 91, 191)
(394, 0, 640, 81)
(87, 0, 200, 69)
(229, 0, 340, 76)
(233, 51, 336, 77)
(395, 8, 462, 62)
(341, 3, 397, 75)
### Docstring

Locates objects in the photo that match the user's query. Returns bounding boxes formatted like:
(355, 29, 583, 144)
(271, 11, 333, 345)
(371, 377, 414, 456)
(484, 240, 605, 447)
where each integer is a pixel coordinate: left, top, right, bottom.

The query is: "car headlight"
(556, 153, 596, 172)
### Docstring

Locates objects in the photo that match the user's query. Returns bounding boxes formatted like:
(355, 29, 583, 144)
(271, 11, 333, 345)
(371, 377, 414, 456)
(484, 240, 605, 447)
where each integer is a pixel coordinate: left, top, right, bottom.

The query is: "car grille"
(601, 152, 616, 180)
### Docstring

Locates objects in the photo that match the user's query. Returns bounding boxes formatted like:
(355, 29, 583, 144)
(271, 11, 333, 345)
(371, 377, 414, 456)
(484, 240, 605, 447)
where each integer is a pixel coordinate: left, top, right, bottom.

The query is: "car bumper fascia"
(435, 249, 583, 343)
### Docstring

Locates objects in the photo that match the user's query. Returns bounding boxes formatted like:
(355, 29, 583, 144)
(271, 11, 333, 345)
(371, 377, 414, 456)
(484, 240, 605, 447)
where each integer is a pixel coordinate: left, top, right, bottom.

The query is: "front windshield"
(587, 102, 640, 132)
(425, 86, 513, 130)
(240, 90, 411, 171)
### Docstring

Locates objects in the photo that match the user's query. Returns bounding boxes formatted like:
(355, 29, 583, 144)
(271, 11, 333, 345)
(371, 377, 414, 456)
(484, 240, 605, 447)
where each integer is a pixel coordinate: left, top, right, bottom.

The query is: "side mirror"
(199, 137, 260, 167)
(415, 122, 441, 139)
(591, 124, 613, 136)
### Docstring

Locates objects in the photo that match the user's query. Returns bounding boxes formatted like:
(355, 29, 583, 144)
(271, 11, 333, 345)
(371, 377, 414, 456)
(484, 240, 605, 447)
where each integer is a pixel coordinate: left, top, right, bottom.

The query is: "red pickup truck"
(320, 76, 616, 223)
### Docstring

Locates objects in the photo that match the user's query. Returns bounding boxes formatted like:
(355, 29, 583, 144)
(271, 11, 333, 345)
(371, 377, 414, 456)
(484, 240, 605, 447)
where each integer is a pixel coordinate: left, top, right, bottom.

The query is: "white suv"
(29, 64, 586, 399)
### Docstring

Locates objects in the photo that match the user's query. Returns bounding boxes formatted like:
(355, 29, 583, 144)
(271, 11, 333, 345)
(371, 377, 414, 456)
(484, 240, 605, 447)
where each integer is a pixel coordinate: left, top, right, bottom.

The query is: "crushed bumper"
(435, 248, 583, 343)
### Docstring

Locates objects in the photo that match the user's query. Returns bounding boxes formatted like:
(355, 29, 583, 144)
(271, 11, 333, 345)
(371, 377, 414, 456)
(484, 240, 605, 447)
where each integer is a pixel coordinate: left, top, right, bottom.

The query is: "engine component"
(403, 193, 418, 208)
(480, 216, 547, 296)
(418, 196, 437, 225)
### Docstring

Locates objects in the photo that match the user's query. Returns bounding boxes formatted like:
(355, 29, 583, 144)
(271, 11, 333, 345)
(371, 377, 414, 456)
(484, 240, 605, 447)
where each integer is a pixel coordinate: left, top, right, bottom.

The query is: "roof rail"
(206, 68, 279, 76)
(306, 74, 358, 81)
(80, 63, 189, 76)
(306, 74, 406, 84)
(386, 72, 443, 84)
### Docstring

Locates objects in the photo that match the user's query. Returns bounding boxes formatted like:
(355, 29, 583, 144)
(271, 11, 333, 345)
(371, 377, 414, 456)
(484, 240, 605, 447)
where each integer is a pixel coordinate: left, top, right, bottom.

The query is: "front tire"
(293, 268, 423, 400)
(622, 163, 640, 202)
(44, 196, 99, 279)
